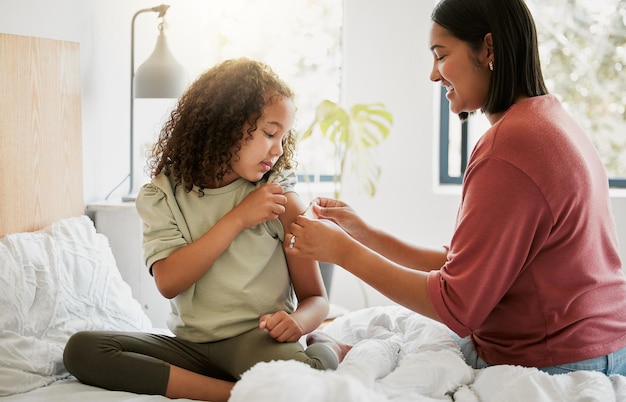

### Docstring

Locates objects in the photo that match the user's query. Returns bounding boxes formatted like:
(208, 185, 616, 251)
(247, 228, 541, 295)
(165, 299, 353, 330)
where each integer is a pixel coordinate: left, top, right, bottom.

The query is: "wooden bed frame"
(0, 33, 83, 237)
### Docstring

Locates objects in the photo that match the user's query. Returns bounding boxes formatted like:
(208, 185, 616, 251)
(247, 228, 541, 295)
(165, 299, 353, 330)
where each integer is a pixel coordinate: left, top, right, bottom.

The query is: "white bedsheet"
(1, 378, 195, 402)
(3, 218, 624, 402)
(4, 305, 626, 401)
(231, 306, 626, 402)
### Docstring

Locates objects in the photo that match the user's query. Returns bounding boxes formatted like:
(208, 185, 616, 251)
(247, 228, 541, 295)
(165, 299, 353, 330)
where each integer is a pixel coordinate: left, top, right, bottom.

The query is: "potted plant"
(300, 99, 394, 198)
(298, 99, 393, 296)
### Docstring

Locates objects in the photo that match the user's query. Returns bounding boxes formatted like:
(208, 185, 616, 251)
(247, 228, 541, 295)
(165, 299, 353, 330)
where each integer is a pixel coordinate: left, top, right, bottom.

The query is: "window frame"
(438, 87, 467, 185)
(438, 89, 626, 188)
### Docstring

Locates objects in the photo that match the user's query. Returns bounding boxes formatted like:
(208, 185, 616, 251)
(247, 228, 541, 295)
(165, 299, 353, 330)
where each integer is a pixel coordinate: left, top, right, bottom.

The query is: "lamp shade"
(134, 30, 187, 98)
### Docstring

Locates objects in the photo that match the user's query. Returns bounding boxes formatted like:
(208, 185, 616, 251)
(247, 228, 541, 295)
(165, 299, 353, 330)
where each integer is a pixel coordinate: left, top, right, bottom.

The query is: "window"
(439, 0, 626, 188)
(132, 0, 343, 189)
(207, 0, 344, 184)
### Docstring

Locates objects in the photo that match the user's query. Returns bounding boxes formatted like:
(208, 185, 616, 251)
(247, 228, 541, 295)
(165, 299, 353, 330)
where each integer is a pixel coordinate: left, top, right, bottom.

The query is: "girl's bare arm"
(152, 183, 287, 299)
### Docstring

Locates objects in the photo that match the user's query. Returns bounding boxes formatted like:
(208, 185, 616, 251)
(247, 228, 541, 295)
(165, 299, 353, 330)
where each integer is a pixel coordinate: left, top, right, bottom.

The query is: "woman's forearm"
(359, 226, 448, 272)
(336, 237, 439, 321)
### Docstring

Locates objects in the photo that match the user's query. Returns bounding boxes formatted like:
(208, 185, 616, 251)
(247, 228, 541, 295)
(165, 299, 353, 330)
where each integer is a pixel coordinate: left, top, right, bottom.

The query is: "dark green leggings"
(63, 328, 337, 396)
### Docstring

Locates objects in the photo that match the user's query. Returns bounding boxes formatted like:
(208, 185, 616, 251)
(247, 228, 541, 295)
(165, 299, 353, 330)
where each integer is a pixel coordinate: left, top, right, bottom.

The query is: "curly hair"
(147, 58, 297, 194)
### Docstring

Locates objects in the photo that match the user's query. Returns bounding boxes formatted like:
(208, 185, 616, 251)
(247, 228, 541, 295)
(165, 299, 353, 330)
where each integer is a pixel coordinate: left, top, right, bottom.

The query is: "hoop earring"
(489, 60, 494, 71)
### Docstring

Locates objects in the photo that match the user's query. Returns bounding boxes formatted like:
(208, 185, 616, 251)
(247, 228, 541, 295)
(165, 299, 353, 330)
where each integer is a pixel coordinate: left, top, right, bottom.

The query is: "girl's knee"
(63, 331, 109, 382)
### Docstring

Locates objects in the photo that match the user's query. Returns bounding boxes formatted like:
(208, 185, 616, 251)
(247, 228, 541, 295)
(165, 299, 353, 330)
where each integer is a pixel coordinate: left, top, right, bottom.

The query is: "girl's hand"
(233, 183, 287, 228)
(259, 311, 304, 343)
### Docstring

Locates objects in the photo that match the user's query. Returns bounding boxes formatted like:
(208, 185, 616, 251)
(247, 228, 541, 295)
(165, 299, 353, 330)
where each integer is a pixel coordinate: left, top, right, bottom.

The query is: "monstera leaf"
(301, 100, 393, 198)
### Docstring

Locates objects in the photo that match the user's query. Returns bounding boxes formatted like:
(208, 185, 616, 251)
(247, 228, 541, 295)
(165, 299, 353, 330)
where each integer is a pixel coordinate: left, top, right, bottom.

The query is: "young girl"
(64, 58, 351, 402)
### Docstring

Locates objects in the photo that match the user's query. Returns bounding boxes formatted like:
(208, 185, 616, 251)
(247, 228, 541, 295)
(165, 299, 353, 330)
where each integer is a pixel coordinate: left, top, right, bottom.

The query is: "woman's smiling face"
(429, 22, 492, 116)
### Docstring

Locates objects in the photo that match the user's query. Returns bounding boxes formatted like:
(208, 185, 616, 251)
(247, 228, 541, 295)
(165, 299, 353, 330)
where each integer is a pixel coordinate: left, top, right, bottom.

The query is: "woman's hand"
(311, 198, 369, 244)
(259, 311, 304, 343)
(285, 214, 354, 267)
(231, 183, 287, 228)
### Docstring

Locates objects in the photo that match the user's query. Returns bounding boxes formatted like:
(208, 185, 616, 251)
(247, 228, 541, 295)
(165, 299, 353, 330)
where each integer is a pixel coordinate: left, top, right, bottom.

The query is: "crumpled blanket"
(0, 216, 154, 396)
(230, 306, 626, 402)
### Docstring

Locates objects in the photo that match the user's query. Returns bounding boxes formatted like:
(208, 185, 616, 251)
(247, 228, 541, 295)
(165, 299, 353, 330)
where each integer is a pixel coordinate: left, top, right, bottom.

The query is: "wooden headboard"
(0, 33, 84, 237)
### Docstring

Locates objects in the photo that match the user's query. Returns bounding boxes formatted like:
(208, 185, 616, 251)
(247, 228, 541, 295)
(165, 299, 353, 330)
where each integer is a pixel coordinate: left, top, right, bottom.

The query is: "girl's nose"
(272, 141, 283, 157)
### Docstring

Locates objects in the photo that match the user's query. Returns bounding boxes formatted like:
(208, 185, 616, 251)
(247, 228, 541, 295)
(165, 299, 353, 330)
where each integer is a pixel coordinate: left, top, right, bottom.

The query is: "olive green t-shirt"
(135, 170, 297, 342)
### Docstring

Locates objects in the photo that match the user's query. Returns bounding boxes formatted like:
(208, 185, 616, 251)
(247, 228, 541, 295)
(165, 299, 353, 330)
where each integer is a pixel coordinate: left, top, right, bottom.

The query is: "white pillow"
(0, 215, 153, 396)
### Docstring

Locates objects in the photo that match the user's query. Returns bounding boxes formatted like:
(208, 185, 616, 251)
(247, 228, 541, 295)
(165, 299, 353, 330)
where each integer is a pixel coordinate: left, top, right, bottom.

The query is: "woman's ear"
(484, 33, 494, 59)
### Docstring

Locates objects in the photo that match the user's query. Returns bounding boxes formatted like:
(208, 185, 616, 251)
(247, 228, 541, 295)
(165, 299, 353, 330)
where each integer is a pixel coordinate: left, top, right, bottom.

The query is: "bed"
(0, 32, 193, 402)
(2, 33, 626, 402)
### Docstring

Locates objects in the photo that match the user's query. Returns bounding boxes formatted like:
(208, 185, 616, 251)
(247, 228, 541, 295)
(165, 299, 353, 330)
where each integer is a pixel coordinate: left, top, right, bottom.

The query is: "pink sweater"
(427, 95, 626, 368)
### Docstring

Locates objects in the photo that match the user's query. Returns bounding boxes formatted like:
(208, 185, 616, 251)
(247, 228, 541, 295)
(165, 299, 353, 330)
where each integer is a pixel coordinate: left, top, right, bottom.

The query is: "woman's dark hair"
(148, 58, 297, 194)
(432, 0, 548, 118)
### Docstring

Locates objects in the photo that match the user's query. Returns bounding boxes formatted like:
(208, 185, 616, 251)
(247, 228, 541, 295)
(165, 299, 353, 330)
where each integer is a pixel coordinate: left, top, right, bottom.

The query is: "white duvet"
(231, 306, 626, 402)
(3, 216, 626, 401)
(9, 305, 626, 402)
(0, 216, 154, 397)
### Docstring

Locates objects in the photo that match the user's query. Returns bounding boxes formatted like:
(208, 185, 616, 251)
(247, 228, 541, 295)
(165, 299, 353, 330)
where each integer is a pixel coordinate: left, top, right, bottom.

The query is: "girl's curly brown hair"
(147, 58, 297, 194)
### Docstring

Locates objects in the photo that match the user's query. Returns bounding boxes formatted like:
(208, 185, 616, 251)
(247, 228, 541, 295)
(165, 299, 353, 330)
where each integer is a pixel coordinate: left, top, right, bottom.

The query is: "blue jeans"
(452, 334, 626, 375)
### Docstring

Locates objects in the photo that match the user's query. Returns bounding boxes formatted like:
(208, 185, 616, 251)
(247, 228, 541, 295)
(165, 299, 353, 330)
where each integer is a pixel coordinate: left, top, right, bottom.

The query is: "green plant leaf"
(300, 99, 393, 198)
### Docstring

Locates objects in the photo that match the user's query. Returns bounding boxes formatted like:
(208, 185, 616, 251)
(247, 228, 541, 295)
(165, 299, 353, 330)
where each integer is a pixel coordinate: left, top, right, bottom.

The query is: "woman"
(286, 0, 626, 375)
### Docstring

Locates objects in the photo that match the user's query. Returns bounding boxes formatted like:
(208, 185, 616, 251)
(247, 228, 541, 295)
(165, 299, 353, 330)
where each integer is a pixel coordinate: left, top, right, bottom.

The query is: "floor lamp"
(123, 4, 187, 202)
